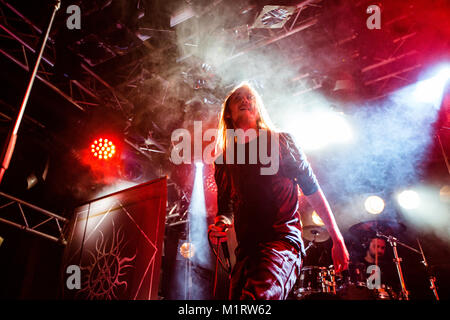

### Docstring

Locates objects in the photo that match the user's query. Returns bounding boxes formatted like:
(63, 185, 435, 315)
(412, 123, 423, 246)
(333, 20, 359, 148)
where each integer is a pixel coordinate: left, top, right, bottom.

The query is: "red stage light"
(91, 138, 117, 160)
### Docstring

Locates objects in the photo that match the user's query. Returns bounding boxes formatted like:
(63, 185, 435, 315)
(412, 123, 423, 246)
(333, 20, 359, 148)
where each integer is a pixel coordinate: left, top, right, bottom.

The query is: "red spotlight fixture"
(91, 138, 116, 160)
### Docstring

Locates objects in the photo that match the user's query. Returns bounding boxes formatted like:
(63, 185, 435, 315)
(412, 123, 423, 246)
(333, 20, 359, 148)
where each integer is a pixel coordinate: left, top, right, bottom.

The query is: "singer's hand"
(208, 223, 228, 243)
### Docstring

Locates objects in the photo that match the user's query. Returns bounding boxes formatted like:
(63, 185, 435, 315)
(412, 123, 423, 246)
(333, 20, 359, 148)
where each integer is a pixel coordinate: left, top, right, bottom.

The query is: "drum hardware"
(336, 265, 398, 300)
(340, 263, 367, 288)
(326, 266, 337, 294)
(292, 226, 336, 299)
(302, 225, 330, 243)
(376, 232, 410, 300)
(348, 220, 410, 299)
(303, 226, 327, 257)
(346, 219, 439, 301)
(417, 238, 439, 300)
(348, 220, 406, 239)
(376, 231, 440, 301)
(296, 220, 441, 300)
(292, 266, 337, 299)
(304, 239, 316, 253)
(374, 284, 396, 300)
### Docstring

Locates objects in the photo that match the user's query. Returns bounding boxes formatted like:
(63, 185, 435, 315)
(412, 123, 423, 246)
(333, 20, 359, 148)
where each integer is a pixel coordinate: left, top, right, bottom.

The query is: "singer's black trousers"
(229, 240, 302, 300)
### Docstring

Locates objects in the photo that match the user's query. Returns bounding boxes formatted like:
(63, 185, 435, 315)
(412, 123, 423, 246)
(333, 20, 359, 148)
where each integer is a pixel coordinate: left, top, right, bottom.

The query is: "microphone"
(210, 222, 232, 267)
(220, 226, 231, 268)
(222, 241, 230, 260)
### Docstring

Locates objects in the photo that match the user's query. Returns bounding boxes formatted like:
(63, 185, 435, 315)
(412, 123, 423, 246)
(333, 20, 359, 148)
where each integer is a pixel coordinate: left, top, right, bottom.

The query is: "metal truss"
(165, 184, 189, 228)
(170, 1, 324, 99)
(360, 10, 421, 97)
(0, 1, 168, 160)
(165, 203, 188, 227)
(225, 17, 319, 63)
(0, 191, 68, 243)
(222, 1, 322, 98)
(245, 0, 423, 100)
(0, 0, 134, 116)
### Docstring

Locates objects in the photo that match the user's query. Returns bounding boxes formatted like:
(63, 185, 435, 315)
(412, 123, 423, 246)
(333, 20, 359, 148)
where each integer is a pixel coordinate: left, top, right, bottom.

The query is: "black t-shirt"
(349, 255, 399, 290)
(214, 131, 319, 256)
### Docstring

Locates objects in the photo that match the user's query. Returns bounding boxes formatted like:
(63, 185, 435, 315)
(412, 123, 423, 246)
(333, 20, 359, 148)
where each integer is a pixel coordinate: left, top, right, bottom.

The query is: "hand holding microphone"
(208, 221, 230, 242)
(208, 216, 233, 269)
(208, 215, 232, 242)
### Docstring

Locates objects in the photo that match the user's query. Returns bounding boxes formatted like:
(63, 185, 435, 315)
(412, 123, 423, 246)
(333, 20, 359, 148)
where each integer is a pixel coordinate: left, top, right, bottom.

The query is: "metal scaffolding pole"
(0, 0, 61, 185)
(0, 1, 135, 115)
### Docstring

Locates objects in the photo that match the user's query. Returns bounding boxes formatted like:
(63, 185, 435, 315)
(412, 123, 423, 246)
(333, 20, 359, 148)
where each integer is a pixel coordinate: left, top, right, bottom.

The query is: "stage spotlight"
(413, 65, 450, 104)
(364, 195, 385, 214)
(90, 138, 116, 160)
(397, 190, 420, 210)
(195, 161, 204, 169)
(311, 211, 324, 226)
(188, 158, 210, 267)
(292, 111, 353, 151)
(436, 66, 450, 82)
(179, 242, 195, 259)
(440, 185, 450, 203)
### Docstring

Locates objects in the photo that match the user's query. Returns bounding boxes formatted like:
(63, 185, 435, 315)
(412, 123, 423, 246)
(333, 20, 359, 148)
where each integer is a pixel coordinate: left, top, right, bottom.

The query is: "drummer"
(351, 237, 397, 291)
(364, 237, 386, 266)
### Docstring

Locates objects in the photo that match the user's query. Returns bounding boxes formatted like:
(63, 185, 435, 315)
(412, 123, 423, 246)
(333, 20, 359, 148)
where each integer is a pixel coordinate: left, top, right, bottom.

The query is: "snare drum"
(291, 266, 338, 300)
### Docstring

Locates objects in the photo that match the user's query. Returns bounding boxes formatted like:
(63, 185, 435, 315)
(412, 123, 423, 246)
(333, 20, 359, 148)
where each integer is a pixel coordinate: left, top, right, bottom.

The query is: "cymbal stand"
(417, 239, 439, 300)
(304, 229, 321, 253)
(304, 239, 316, 253)
(376, 232, 410, 300)
(376, 231, 440, 300)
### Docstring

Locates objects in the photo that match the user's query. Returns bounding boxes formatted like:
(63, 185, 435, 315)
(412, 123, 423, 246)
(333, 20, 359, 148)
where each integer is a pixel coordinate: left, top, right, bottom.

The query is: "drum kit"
(290, 220, 440, 300)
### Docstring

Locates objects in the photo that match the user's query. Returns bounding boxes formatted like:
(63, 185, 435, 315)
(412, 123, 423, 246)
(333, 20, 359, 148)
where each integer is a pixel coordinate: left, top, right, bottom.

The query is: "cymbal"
(349, 220, 406, 238)
(302, 225, 330, 243)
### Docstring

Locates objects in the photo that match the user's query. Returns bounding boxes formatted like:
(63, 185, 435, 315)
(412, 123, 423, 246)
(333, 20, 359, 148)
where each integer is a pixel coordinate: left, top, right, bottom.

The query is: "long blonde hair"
(215, 81, 276, 155)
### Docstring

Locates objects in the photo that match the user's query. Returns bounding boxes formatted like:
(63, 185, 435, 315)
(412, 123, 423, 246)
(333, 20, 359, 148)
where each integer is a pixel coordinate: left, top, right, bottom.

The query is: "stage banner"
(61, 177, 167, 300)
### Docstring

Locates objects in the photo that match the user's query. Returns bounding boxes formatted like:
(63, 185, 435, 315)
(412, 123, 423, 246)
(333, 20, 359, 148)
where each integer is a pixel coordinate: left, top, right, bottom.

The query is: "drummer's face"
(369, 238, 386, 258)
